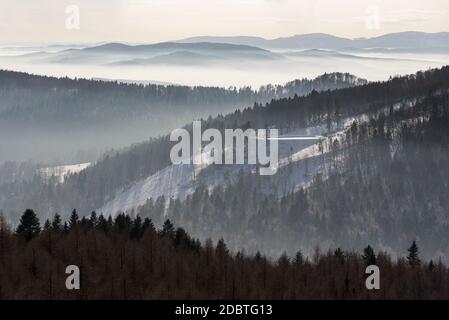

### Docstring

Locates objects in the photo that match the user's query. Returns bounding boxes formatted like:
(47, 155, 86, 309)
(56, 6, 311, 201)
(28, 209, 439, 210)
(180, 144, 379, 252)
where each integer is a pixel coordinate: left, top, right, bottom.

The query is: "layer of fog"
(1, 47, 448, 88)
(0, 44, 448, 166)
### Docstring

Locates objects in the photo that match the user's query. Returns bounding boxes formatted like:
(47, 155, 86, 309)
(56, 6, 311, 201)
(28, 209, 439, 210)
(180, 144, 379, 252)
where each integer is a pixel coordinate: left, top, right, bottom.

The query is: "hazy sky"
(1, 0, 449, 44)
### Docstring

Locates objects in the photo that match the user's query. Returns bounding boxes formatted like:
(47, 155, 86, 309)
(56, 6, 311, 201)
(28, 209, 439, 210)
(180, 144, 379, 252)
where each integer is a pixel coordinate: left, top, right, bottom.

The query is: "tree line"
(0, 209, 445, 299)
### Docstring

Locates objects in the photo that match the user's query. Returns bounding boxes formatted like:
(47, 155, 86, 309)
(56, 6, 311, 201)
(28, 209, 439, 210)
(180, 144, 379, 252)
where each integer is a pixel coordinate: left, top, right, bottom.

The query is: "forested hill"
(139, 91, 449, 261)
(210, 66, 449, 130)
(1, 66, 448, 222)
(0, 69, 366, 162)
(0, 69, 365, 126)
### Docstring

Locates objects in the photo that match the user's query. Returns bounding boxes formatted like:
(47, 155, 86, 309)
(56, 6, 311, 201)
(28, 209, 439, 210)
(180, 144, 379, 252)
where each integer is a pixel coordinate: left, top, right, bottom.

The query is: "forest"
(0, 209, 446, 299)
(1, 66, 448, 219)
(2, 66, 449, 265)
(0, 70, 364, 126)
(126, 91, 449, 261)
(0, 69, 366, 162)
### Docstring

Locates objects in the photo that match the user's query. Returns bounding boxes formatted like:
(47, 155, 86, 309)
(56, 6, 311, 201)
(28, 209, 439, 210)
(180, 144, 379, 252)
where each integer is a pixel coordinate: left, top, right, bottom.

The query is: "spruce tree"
(142, 218, 154, 234)
(130, 216, 142, 240)
(43, 219, 51, 230)
(51, 213, 62, 232)
(334, 248, 344, 258)
(362, 245, 377, 266)
(16, 209, 41, 241)
(215, 238, 229, 260)
(407, 240, 421, 267)
(161, 219, 175, 239)
(89, 211, 98, 227)
(69, 209, 79, 229)
(97, 214, 109, 233)
(428, 260, 435, 272)
(63, 222, 69, 234)
(294, 250, 304, 265)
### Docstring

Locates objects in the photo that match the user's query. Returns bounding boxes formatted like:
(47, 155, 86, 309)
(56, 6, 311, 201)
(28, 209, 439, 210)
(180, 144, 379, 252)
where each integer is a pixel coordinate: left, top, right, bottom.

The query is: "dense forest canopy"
(0, 210, 444, 299)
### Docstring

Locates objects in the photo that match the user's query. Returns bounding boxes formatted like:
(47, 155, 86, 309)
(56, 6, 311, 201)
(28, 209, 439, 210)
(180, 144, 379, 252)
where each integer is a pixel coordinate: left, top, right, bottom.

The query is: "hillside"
(0, 70, 364, 162)
(1, 66, 449, 261)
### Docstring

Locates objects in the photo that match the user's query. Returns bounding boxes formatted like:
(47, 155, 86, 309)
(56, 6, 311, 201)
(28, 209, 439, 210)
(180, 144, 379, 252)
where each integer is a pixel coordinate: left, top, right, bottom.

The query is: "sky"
(1, 0, 449, 44)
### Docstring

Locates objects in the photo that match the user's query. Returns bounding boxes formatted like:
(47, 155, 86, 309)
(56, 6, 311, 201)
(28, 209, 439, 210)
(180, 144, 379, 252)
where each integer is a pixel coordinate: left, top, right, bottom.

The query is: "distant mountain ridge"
(9, 32, 449, 67)
(179, 31, 449, 50)
(10, 41, 280, 65)
(82, 41, 269, 53)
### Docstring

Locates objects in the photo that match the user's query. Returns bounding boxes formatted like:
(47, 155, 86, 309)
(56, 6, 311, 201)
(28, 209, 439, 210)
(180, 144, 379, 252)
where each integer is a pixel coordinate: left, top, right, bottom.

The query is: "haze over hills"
(6, 42, 280, 65)
(2, 66, 449, 261)
(0, 32, 447, 89)
(1, 32, 449, 262)
(180, 31, 449, 51)
(0, 70, 365, 163)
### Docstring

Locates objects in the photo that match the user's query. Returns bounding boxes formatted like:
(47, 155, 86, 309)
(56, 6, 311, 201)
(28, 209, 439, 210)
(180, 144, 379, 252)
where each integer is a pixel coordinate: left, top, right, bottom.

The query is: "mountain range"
(179, 31, 449, 51)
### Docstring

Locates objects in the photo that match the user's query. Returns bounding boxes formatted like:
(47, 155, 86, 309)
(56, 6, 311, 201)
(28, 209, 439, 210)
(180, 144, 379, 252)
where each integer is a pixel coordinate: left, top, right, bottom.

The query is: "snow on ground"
(98, 98, 418, 215)
(39, 163, 91, 183)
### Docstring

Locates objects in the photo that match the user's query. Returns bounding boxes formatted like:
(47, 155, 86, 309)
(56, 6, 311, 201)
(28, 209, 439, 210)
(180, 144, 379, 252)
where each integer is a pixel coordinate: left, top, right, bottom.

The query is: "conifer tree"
(16, 209, 41, 241)
(142, 218, 154, 235)
(63, 222, 69, 234)
(294, 250, 304, 265)
(428, 260, 435, 272)
(334, 248, 344, 258)
(69, 209, 79, 229)
(161, 219, 175, 239)
(215, 238, 229, 261)
(130, 216, 142, 240)
(407, 240, 421, 267)
(97, 214, 109, 233)
(51, 213, 62, 232)
(43, 219, 51, 230)
(362, 245, 377, 266)
(89, 211, 98, 227)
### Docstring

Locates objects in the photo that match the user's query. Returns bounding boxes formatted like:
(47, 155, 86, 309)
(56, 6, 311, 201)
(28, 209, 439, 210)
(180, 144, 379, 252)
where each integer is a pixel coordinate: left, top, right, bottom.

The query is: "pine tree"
(107, 216, 114, 231)
(97, 214, 109, 233)
(51, 213, 62, 232)
(142, 218, 154, 235)
(407, 240, 421, 267)
(130, 216, 142, 240)
(334, 248, 344, 258)
(63, 222, 69, 234)
(89, 211, 98, 227)
(161, 219, 175, 239)
(294, 250, 304, 265)
(215, 238, 229, 261)
(80, 216, 88, 226)
(362, 245, 377, 266)
(69, 209, 79, 229)
(114, 213, 128, 233)
(16, 209, 41, 241)
(43, 219, 51, 230)
(174, 228, 190, 248)
(428, 260, 435, 272)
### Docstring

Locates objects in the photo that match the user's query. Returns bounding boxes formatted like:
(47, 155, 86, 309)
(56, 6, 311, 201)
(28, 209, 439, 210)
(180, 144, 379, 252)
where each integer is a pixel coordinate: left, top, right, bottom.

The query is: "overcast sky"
(1, 0, 449, 44)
